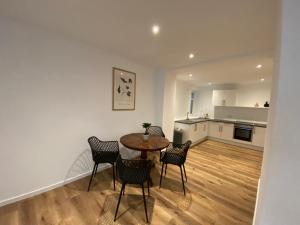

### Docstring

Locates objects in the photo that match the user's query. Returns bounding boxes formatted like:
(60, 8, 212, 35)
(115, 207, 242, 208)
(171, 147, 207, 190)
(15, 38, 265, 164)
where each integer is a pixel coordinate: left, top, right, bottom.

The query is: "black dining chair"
(114, 156, 151, 223)
(159, 140, 192, 195)
(87, 136, 119, 191)
(147, 126, 165, 161)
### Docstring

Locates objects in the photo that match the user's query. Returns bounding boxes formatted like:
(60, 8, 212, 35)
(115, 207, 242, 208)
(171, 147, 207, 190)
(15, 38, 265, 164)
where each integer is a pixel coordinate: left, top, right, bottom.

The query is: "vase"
(143, 134, 149, 141)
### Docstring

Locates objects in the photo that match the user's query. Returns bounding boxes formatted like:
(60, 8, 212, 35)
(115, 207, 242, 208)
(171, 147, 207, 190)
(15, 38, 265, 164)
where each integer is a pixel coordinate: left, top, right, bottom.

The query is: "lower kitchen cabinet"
(208, 122, 221, 138)
(252, 127, 266, 147)
(174, 121, 208, 144)
(221, 123, 234, 141)
(175, 121, 266, 149)
(208, 122, 234, 140)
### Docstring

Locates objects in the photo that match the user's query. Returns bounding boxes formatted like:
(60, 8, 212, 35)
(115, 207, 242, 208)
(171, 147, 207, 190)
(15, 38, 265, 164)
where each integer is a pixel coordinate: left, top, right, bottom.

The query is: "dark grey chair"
(159, 140, 192, 195)
(147, 126, 165, 161)
(114, 156, 151, 223)
(87, 136, 119, 191)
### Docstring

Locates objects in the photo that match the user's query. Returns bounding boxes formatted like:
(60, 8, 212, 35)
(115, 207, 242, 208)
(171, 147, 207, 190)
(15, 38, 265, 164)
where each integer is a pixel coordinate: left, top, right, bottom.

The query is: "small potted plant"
(142, 122, 151, 140)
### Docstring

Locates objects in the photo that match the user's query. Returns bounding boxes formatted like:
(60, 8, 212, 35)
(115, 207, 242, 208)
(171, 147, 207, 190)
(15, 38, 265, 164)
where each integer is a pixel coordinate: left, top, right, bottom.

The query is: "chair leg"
(147, 179, 150, 196)
(141, 183, 149, 223)
(159, 163, 164, 188)
(159, 151, 162, 163)
(87, 163, 97, 192)
(114, 183, 125, 221)
(123, 185, 125, 195)
(94, 164, 98, 178)
(164, 164, 168, 177)
(180, 166, 186, 195)
(112, 163, 116, 190)
(183, 164, 187, 182)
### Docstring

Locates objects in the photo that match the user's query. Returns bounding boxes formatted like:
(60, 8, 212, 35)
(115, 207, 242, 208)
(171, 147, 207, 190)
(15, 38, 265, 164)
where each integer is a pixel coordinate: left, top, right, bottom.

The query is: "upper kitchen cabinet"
(212, 90, 236, 106)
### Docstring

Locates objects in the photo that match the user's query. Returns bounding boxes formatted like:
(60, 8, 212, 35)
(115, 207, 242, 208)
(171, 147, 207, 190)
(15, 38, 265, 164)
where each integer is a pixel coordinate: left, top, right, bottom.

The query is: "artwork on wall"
(112, 67, 136, 110)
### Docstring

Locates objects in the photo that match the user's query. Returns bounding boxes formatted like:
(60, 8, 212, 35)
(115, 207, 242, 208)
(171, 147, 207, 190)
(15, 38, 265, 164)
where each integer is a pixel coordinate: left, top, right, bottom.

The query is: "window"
(189, 91, 195, 114)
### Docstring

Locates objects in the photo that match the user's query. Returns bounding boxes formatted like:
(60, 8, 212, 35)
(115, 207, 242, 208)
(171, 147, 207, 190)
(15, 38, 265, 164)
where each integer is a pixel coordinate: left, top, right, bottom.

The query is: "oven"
(234, 124, 253, 142)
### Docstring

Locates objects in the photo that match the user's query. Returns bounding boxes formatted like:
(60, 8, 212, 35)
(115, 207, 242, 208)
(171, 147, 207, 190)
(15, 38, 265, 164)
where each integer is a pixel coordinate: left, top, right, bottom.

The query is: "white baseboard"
(0, 164, 111, 207)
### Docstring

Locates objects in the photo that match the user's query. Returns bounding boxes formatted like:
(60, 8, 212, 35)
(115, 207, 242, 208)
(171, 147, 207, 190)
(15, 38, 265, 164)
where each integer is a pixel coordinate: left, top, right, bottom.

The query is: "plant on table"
(142, 123, 151, 135)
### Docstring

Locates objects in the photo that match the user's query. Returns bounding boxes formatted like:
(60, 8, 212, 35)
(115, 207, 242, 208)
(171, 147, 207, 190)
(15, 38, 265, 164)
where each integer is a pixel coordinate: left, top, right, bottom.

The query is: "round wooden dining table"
(120, 133, 170, 159)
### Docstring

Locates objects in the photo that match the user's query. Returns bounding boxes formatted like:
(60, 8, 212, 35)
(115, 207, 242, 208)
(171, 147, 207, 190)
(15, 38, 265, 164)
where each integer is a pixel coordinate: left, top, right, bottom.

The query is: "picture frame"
(112, 67, 136, 110)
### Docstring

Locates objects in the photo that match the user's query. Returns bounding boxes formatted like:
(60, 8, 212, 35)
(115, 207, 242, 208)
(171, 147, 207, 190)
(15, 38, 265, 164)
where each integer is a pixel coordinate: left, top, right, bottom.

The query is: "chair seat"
(121, 168, 148, 184)
(161, 151, 185, 165)
(93, 151, 119, 164)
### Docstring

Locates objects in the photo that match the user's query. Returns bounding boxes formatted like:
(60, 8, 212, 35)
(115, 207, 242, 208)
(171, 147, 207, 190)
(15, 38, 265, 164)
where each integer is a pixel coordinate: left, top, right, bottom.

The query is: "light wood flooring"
(0, 140, 263, 225)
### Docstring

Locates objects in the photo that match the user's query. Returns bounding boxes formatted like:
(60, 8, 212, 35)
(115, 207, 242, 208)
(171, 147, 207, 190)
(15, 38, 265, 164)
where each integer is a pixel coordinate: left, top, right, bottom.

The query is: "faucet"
(186, 112, 190, 120)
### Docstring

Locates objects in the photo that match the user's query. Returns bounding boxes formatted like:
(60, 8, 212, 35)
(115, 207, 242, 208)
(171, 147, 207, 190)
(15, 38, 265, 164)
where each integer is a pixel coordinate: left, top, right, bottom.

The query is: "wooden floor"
(0, 140, 263, 225)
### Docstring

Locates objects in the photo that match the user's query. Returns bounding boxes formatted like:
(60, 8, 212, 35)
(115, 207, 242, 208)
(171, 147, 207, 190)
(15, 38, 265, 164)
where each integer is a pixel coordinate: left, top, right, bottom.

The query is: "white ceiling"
(0, 0, 277, 71)
(176, 51, 274, 86)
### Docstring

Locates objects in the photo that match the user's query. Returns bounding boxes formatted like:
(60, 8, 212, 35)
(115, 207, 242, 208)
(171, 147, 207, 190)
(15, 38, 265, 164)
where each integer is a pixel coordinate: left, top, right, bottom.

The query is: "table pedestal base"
(141, 151, 147, 159)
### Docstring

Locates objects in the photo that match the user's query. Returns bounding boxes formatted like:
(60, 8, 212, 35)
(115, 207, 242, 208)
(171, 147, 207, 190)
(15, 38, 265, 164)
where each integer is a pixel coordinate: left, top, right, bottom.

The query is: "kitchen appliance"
(173, 129, 183, 145)
(234, 124, 253, 142)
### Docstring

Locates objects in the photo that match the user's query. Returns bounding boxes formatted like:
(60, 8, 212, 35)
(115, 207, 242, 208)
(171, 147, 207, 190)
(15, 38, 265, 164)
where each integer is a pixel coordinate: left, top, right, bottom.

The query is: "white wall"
(0, 18, 162, 205)
(254, 1, 300, 224)
(162, 73, 176, 140)
(236, 83, 271, 107)
(174, 80, 191, 119)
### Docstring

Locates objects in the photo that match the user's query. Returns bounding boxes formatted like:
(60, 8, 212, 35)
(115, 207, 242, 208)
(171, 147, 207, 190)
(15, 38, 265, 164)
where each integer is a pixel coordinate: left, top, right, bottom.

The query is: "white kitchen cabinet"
(189, 123, 199, 143)
(208, 122, 234, 140)
(221, 123, 234, 141)
(174, 121, 208, 144)
(252, 127, 266, 147)
(208, 122, 221, 138)
(198, 122, 208, 139)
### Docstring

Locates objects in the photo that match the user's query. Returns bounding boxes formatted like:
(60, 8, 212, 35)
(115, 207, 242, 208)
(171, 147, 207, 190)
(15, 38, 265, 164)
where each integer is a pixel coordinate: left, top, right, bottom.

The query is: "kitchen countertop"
(175, 118, 267, 128)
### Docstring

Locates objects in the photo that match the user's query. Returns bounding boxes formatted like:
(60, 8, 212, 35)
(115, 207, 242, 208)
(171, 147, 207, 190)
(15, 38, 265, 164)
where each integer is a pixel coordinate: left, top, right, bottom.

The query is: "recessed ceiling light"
(260, 78, 265, 82)
(189, 53, 194, 59)
(256, 64, 262, 69)
(189, 74, 193, 77)
(152, 25, 160, 35)
(208, 82, 212, 86)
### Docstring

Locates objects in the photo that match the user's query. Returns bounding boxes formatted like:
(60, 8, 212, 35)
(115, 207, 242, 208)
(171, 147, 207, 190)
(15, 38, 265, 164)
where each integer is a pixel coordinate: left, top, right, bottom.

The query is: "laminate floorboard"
(0, 140, 263, 225)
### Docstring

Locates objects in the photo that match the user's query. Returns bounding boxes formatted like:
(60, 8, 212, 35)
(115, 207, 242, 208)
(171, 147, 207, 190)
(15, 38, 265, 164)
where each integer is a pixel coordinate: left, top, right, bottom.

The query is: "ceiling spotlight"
(189, 74, 193, 77)
(152, 25, 160, 35)
(260, 78, 265, 82)
(256, 64, 262, 69)
(208, 82, 212, 86)
(189, 53, 194, 59)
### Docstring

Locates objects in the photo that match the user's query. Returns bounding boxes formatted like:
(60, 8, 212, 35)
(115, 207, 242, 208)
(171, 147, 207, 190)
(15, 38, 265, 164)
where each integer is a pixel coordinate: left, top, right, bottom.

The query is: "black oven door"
(234, 125, 253, 142)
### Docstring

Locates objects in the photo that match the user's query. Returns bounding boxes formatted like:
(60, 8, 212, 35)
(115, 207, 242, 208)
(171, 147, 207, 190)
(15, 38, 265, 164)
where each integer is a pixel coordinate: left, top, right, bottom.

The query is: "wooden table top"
(120, 133, 169, 152)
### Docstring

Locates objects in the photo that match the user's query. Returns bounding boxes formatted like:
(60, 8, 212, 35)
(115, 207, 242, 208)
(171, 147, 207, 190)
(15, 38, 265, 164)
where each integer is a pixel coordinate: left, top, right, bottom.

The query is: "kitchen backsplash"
(214, 106, 269, 122)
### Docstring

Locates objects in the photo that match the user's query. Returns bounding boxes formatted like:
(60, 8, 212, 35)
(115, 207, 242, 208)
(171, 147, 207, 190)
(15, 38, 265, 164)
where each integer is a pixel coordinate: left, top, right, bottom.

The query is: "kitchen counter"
(175, 118, 267, 128)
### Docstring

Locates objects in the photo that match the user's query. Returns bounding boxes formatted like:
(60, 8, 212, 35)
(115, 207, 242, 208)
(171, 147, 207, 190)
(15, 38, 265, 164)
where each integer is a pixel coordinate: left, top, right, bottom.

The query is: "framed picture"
(112, 67, 136, 110)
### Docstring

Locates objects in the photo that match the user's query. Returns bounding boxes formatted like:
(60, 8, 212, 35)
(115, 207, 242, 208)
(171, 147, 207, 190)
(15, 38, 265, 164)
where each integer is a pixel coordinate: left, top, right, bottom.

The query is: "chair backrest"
(88, 136, 119, 161)
(182, 140, 192, 160)
(148, 126, 165, 137)
(116, 156, 151, 184)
